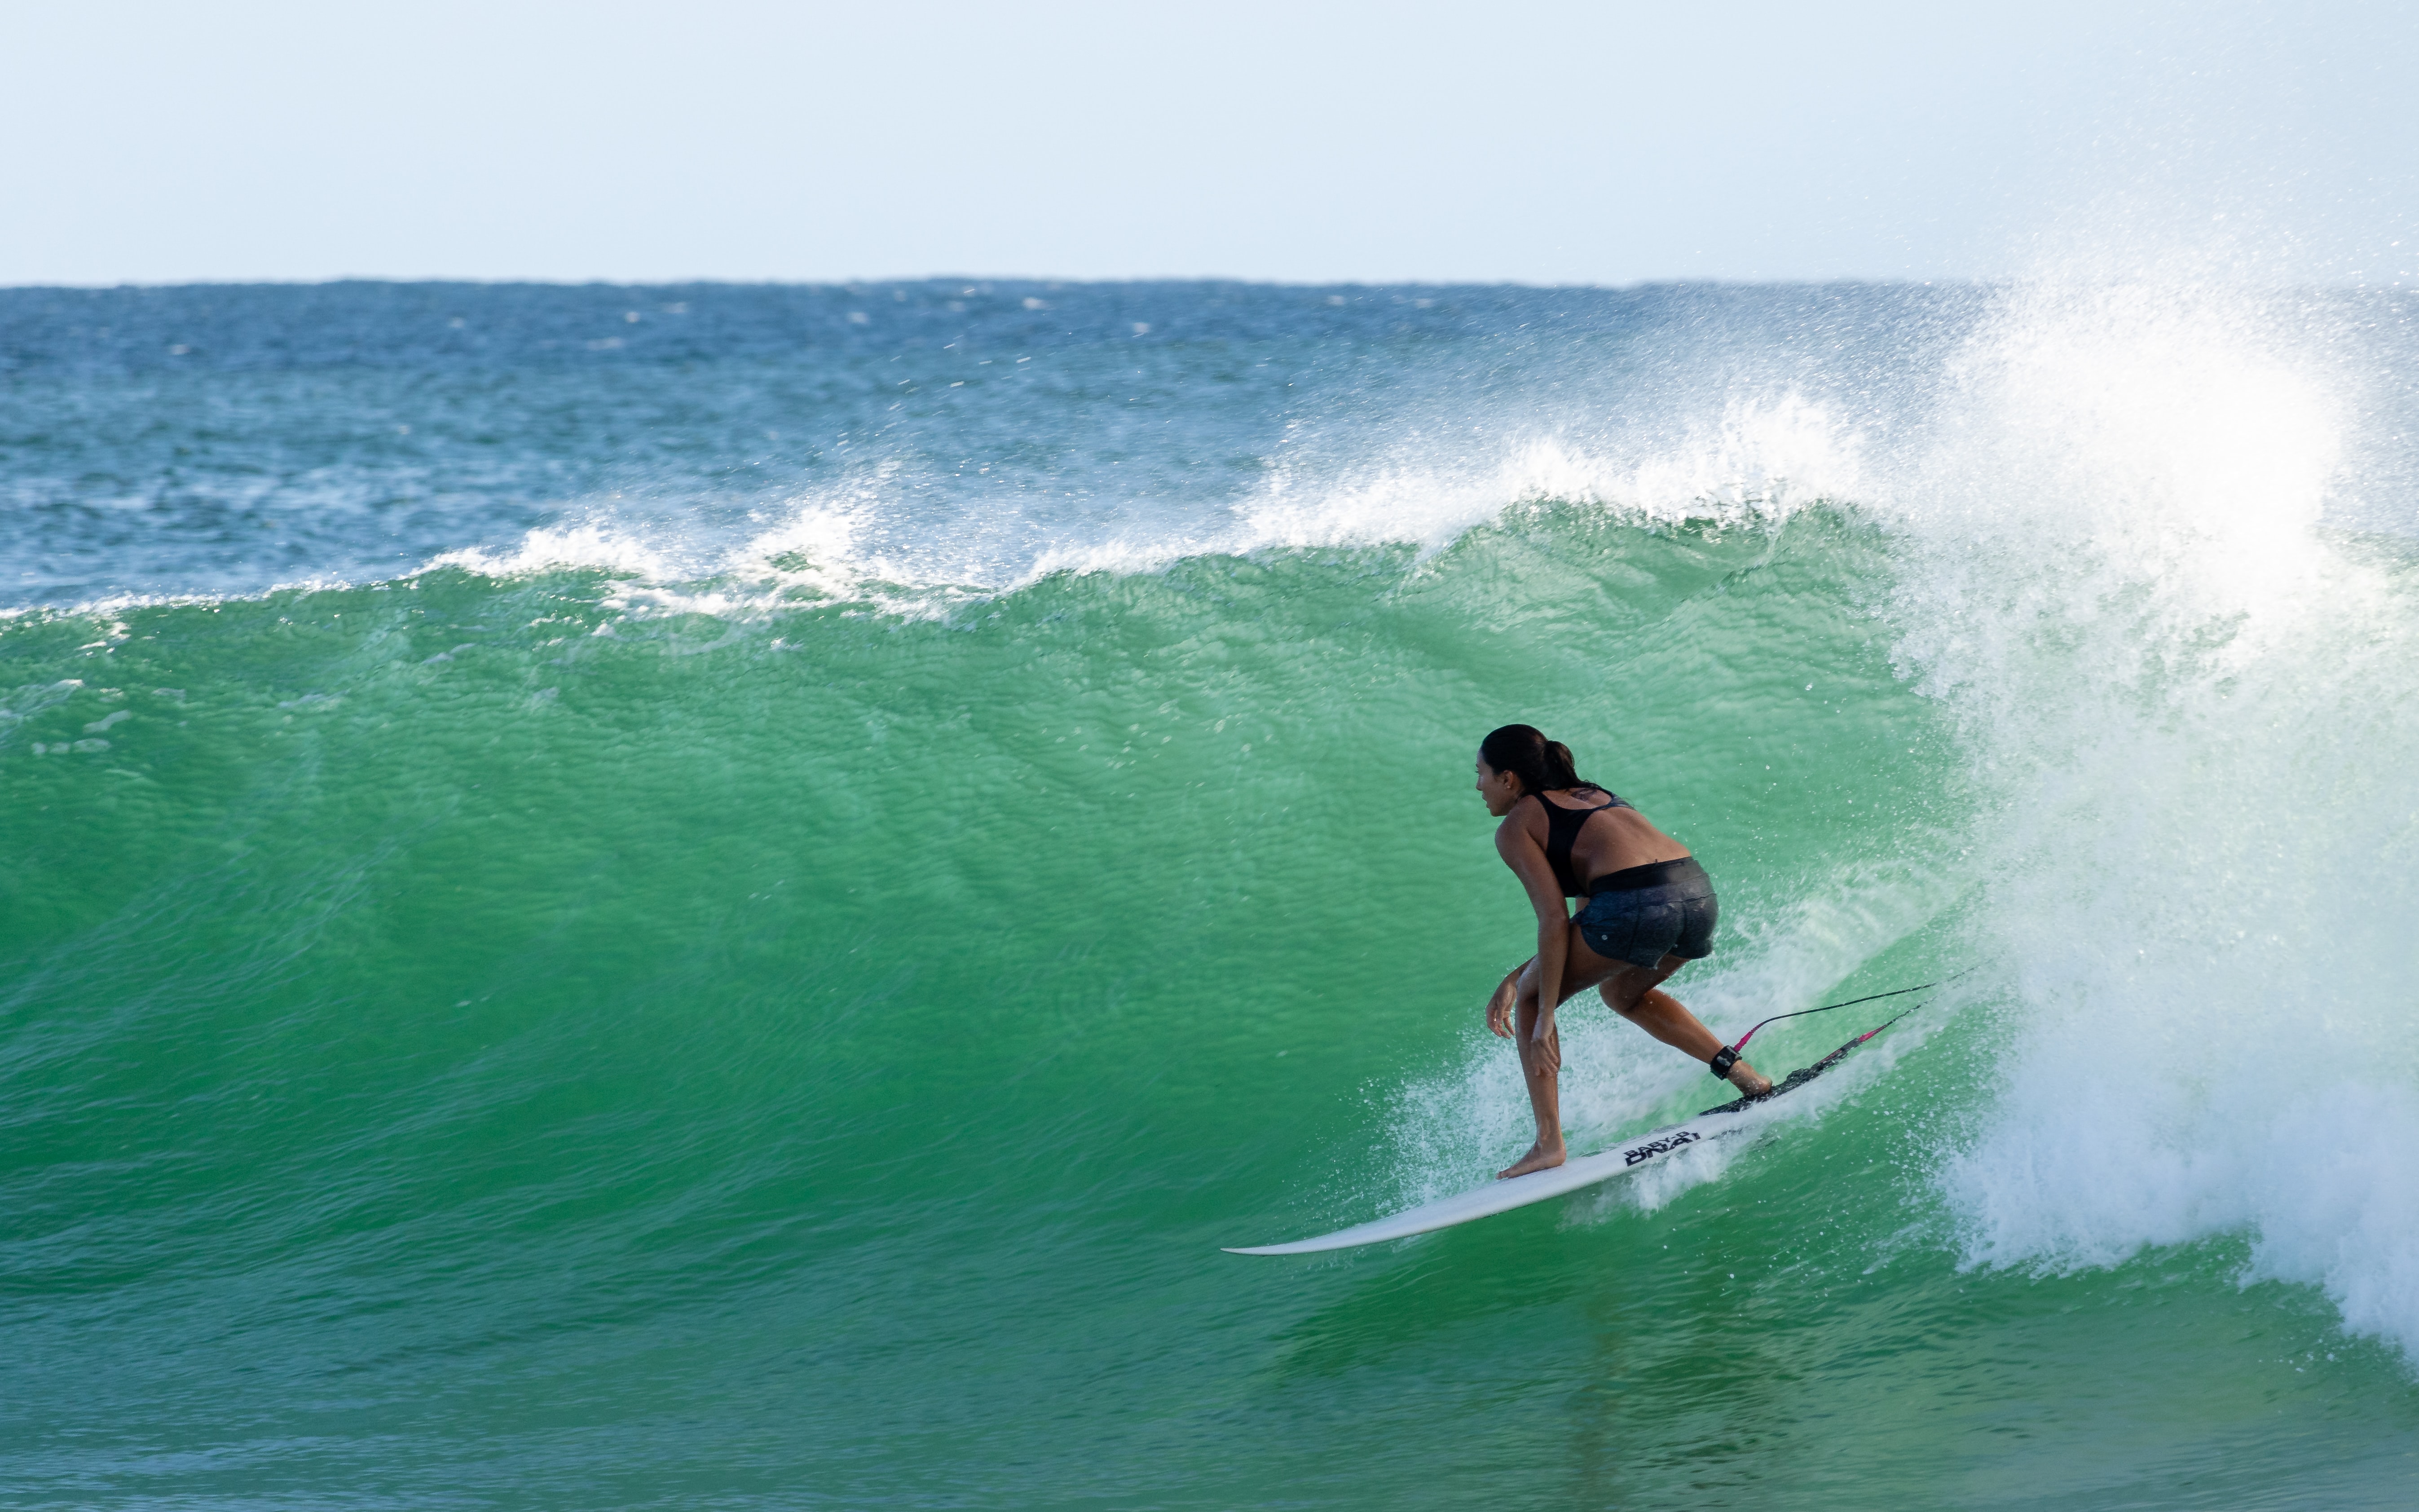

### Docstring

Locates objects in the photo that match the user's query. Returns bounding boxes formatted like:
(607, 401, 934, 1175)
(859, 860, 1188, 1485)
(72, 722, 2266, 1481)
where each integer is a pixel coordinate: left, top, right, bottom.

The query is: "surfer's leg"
(1601, 960, 1774, 1097)
(1497, 929, 1622, 1180)
(1573, 868, 1768, 1091)
(1497, 983, 1566, 1179)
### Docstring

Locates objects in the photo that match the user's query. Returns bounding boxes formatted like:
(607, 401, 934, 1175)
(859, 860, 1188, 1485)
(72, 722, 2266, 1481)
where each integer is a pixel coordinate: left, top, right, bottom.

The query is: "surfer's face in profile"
(1475, 754, 1525, 817)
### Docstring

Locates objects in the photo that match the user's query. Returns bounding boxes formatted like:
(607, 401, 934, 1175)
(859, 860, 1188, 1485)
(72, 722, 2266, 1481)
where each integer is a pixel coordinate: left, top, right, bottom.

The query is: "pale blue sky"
(4, 0, 2413, 285)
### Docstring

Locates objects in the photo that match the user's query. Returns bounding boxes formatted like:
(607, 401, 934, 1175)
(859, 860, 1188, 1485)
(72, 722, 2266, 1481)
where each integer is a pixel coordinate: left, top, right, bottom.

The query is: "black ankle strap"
(1708, 1046, 1739, 1080)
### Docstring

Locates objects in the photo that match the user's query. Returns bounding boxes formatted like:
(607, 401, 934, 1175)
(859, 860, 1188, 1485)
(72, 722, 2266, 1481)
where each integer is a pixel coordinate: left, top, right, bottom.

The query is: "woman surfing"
(1475, 724, 1773, 1179)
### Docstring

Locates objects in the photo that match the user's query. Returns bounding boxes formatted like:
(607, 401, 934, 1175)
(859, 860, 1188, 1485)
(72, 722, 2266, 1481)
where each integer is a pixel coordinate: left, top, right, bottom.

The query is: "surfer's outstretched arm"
(1493, 820, 1575, 1049)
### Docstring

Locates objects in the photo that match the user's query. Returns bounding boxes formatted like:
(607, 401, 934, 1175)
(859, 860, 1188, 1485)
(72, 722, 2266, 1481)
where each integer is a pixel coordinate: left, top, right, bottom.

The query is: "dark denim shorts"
(1576, 857, 1719, 970)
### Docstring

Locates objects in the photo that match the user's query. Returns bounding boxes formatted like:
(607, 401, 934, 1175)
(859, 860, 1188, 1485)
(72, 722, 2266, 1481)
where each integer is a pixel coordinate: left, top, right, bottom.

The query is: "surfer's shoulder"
(1493, 798, 1544, 853)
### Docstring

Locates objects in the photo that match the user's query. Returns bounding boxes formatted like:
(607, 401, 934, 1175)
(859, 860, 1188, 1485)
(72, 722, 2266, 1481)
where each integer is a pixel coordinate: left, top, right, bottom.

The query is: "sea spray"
(1879, 274, 2419, 1354)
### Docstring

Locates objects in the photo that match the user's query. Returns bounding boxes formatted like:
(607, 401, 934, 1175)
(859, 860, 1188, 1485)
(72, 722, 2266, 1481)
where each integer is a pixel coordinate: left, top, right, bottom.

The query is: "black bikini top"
(1531, 787, 1632, 897)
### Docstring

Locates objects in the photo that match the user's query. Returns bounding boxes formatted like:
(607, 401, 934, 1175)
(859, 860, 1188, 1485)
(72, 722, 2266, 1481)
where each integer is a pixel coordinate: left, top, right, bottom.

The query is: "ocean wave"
(10, 273, 2418, 1386)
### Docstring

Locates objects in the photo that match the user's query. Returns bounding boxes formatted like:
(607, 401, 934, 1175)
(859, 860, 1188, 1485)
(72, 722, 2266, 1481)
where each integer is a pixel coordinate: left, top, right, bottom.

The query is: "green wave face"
(8, 502, 2414, 1509)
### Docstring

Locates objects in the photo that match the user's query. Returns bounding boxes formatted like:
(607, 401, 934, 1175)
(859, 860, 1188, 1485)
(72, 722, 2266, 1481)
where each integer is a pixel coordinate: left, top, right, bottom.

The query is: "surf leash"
(1705, 966, 1975, 1080)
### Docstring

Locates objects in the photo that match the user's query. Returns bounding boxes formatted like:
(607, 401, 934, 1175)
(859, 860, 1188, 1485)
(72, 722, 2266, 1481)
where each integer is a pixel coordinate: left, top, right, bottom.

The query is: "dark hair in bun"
(1479, 723, 1598, 799)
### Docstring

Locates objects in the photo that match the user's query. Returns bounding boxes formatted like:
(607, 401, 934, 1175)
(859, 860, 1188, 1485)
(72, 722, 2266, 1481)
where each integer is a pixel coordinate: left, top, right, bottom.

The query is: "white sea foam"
(1882, 273, 2419, 1361)
(385, 388, 1868, 622)
(425, 524, 686, 584)
(1227, 393, 1864, 558)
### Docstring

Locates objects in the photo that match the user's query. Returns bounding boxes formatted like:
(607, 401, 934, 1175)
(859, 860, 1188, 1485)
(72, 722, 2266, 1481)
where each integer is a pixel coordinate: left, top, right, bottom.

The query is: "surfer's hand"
(1530, 1013, 1560, 1070)
(1485, 975, 1520, 1038)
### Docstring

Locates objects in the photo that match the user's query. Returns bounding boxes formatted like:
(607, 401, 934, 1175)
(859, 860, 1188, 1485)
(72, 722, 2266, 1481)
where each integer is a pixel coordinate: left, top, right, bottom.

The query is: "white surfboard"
(1225, 1023, 1890, 1256)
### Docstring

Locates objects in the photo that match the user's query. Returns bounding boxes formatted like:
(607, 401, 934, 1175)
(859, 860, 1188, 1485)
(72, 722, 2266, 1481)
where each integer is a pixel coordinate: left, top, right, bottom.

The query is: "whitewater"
(3, 276, 2415, 1508)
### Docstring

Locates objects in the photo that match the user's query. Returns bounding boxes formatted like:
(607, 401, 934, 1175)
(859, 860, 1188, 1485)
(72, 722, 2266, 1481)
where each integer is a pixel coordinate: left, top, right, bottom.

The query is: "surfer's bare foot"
(1497, 1138, 1566, 1180)
(1726, 1061, 1775, 1098)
